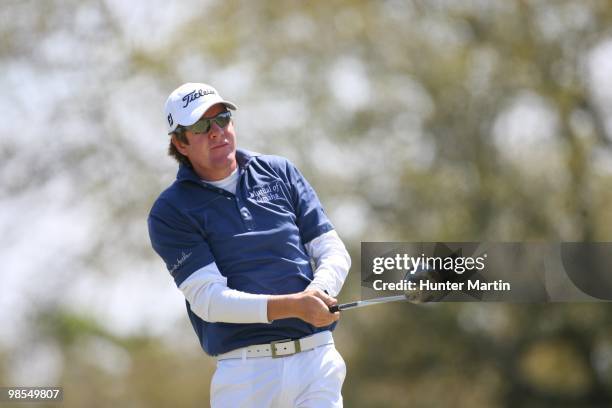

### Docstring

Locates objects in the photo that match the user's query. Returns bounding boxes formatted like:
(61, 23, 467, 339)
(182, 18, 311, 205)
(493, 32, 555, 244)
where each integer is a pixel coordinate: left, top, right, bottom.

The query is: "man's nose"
(208, 121, 223, 139)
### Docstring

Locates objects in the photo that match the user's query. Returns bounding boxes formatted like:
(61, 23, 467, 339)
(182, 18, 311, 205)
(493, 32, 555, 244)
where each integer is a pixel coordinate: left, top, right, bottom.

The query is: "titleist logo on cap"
(182, 89, 215, 108)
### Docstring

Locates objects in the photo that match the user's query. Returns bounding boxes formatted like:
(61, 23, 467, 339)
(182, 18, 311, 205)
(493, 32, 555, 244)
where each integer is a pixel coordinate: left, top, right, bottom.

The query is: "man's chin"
(211, 144, 235, 157)
(220, 150, 236, 163)
(211, 151, 236, 167)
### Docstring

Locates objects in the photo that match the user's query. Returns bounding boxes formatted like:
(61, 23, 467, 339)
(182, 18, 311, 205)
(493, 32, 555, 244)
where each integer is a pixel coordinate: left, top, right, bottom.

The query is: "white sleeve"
(304, 230, 351, 297)
(178, 262, 270, 324)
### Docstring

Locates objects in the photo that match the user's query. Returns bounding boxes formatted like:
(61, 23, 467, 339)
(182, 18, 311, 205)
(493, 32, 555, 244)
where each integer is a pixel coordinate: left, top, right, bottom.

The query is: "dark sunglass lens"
(190, 112, 230, 133)
(191, 119, 211, 134)
(216, 113, 231, 128)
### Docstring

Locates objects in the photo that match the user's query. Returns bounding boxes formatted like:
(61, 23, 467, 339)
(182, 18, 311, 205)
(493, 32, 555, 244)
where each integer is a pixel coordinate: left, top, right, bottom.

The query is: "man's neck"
(194, 161, 238, 182)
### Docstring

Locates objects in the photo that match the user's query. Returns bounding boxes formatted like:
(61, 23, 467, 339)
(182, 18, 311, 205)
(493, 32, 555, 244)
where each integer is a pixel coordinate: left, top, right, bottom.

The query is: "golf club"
(329, 295, 409, 312)
(329, 262, 449, 312)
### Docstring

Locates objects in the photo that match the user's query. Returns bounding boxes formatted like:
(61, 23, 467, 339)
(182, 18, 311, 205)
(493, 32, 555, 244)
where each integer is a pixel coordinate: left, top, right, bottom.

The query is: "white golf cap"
(164, 83, 237, 134)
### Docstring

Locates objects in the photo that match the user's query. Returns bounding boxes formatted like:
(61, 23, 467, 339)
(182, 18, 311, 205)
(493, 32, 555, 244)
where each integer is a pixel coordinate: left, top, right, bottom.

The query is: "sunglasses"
(186, 111, 232, 134)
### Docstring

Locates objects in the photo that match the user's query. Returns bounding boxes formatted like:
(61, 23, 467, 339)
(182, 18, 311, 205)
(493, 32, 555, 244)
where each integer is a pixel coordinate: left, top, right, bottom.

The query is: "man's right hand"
(295, 289, 340, 327)
(267, 289, 340, 327)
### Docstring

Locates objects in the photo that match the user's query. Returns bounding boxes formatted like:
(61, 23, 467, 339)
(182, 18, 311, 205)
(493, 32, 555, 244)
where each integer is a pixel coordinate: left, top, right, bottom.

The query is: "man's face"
(174, 103, 237, 180)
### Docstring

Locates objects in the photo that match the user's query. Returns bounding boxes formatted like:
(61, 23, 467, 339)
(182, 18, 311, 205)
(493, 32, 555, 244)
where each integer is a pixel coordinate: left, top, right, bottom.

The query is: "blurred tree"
(2, 0, 612, 406)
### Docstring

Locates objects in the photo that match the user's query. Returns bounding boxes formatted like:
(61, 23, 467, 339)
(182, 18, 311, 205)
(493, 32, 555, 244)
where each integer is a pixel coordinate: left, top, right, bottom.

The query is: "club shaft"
(329, 295, 406, 312)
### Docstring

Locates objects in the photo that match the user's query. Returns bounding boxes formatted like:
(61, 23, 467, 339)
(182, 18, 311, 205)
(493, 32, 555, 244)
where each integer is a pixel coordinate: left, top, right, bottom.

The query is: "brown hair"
(168, 127, 191, 167)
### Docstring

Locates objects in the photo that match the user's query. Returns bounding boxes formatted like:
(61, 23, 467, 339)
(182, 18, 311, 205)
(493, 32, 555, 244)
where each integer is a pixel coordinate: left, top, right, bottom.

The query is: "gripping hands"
(267, 289, 340, 327)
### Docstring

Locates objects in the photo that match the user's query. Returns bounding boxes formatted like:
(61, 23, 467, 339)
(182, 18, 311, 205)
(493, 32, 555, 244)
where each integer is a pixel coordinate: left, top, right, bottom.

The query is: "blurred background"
(2, 0, 612, 406)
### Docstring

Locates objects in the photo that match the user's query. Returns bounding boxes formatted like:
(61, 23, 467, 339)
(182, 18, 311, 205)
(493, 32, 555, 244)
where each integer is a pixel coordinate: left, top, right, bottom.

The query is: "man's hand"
(267, 289, 340, 327)
(295, 289, 340, 327)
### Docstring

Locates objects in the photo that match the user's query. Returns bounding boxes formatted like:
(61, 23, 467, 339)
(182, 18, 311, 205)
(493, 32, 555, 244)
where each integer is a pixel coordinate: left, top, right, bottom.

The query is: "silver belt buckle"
(270, 339, 301, 358)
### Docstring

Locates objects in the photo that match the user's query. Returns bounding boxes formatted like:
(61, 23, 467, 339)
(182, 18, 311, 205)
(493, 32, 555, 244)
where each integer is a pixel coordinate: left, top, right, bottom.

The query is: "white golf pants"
(211, 343, 346, 407)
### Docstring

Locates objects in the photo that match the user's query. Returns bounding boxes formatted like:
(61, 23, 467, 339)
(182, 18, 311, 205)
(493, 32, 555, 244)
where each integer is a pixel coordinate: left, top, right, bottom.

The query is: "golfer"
(148, 83, 351, 407)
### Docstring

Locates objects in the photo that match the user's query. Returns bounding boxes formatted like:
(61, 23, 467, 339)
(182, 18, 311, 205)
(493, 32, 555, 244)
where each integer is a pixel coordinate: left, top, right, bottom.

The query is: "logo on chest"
(248, 182, 283, 203)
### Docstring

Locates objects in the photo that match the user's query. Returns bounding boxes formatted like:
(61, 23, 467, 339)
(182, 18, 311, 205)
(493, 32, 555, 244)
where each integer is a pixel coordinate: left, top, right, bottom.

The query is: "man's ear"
(171, 134, 189, 156)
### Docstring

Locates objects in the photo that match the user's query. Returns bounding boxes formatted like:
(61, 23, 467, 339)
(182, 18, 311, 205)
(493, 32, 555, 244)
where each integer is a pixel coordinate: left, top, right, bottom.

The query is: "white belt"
(216, 331, 334, 360)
